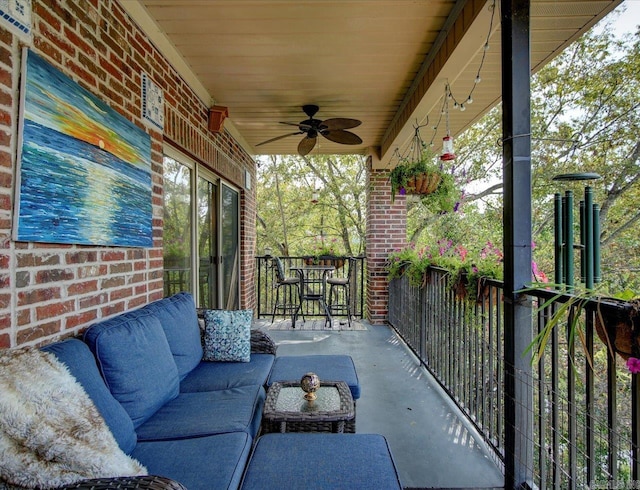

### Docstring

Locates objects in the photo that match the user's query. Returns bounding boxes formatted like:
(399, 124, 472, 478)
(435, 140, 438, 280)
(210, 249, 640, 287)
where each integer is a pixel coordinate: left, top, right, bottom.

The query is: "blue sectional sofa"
(1, 292, 402, 490)
(43, 292, 274, 490)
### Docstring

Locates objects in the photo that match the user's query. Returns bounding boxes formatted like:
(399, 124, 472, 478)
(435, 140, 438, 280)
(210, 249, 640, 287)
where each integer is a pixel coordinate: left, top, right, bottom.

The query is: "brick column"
(365, 158, 407, 324)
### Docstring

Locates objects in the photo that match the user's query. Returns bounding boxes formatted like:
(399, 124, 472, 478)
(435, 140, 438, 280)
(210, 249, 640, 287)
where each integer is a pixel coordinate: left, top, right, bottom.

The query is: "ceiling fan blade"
(320, 118, 362, 130)
(298, 135, 317, 156)
(255, 131, 303, 147)
(321, 129, 363, 145)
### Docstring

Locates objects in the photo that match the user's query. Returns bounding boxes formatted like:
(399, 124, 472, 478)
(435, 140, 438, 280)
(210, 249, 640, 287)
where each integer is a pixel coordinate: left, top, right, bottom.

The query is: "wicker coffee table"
(262, 380, 355, 433)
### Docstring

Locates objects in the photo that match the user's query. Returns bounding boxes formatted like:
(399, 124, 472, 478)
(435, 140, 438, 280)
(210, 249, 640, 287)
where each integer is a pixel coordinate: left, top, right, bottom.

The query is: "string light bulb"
(467, 96, 474, 104)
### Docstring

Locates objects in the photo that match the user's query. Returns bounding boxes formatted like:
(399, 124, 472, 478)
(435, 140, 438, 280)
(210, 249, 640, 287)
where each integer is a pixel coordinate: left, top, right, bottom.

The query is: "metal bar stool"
(327, 257, 356, 327)
(271, 256, 302, 326)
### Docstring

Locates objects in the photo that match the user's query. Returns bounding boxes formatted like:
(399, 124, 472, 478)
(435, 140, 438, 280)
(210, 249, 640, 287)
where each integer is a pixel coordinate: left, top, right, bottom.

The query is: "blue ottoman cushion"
(41, 339, 137, 454)
(180, 353, 274, 392)
(135, 385, 265, 441)
(84, 311, 180, 428)
(268, 355, 361, 399)
(240, 433, 402, 489)
(132, 432, 252, 490)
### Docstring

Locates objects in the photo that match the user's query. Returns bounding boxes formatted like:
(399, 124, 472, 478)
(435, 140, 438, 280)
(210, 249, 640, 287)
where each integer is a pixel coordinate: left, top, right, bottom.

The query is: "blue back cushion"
(144, 293, 203, 379)
(84, 311, 180, 428)
(41, 338, 137, 454)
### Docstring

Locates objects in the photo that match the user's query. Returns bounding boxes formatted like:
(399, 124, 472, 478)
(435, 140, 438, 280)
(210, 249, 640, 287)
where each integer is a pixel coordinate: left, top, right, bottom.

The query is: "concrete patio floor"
(256, 319, 504, 489)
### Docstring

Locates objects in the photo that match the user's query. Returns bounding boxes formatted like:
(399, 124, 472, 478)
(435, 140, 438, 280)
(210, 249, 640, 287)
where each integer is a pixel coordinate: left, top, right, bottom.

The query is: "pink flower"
(627, 357, 640, 374)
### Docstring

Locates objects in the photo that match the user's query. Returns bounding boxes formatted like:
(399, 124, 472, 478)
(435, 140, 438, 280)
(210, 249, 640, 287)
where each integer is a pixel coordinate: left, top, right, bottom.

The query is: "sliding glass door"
(221, 184, 239, 309)
(162, 148, 240, 309)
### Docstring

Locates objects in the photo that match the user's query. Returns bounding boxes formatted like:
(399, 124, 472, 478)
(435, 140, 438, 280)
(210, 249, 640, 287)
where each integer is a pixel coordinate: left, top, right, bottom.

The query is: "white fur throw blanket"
(0, 347, 146, 489)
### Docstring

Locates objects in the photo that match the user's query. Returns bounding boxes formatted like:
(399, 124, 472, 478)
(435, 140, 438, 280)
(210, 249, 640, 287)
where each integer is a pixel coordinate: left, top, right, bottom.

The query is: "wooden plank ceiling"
(126, 0, 621, 167)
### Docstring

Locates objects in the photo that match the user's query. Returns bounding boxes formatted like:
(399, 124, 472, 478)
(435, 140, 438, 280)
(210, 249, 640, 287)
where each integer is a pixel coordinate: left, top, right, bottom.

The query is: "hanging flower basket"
(404, 172, 442, 196)
(594, 298, 640, 360)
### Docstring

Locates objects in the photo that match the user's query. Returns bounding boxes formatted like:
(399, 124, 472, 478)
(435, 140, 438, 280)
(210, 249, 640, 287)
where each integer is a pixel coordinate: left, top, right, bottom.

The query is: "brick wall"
(365, 162, 407, 324)
(0, 0, 257, 348)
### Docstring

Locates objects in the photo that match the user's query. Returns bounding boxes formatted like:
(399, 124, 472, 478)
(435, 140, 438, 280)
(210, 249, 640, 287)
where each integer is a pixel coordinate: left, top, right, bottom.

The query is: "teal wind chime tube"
(554, 193, 564, 285)
(593, 203, 601, 284)
(584, 186, 594, 289)
(564, 191, 574, 288)
(580, 199, 586, 284)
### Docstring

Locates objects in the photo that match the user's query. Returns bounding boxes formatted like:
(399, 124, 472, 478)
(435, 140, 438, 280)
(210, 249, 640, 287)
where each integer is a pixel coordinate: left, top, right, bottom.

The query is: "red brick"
(77, 264, 107, 278)
(109, 262, 132, 274)
(36, 300, 75, 320)
(79, 292, 108, 309)
(67, 280, 98, 296)
(64, 26, 95, 58)
(17, 287, 61, 306)
(110, 287, 132, 301)
(101, 276, 125, 289)
(38, 22, 76, 56)
(66, 58, 97, 87)
(33, 2, 62, 32)
(17, 308, 30, 326)
(17, 321, 61, 344)
(35, 268, 74, 284)
(33, 38, 63, 65)
(101, 301, 125, 318)
(0, 331, 9, 348)
(127, 295, 147, 309)
(102, 251, 126, 261)
(66, 251, 97, 264)
(65, 309, 97, 329)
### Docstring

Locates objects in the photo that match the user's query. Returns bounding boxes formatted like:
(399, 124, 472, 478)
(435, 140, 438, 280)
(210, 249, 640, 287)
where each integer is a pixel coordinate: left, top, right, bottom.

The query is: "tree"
(408, 23, 640, 291)
(256, 153, 367, 257)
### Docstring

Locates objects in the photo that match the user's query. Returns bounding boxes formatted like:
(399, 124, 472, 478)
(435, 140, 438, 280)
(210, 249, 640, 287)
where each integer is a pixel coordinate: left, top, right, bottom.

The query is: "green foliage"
(407, 27, 640, 294)
(256, 154, 367, 258)
(386, 245, 420, 281)
(386, 239, 504, 298)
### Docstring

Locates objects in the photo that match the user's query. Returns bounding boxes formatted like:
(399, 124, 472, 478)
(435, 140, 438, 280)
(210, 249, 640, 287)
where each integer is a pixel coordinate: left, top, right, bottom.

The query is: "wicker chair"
(327, 257, 357, 327)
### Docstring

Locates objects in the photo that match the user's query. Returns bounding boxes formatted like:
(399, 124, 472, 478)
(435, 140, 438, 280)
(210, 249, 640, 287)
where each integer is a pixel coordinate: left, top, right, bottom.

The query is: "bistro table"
(262, 380, 355, 433)
(290, 265, 335, 328)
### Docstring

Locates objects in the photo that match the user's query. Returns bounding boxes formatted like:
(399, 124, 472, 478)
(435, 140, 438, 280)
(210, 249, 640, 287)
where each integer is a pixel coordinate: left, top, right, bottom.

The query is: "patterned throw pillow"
(202, 309, 252, 362)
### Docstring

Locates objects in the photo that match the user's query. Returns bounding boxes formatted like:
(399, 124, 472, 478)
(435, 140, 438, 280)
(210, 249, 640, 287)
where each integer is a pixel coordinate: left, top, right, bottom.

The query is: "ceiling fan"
(256, 104, 362, 156)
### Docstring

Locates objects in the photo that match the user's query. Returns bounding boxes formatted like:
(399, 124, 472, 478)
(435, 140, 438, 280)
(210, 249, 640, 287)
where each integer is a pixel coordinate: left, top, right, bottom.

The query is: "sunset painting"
(14, 50, 152, 247)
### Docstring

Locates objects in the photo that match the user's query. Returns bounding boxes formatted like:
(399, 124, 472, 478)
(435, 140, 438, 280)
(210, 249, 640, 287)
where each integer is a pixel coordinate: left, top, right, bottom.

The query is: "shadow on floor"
(259, 321, 504, 489)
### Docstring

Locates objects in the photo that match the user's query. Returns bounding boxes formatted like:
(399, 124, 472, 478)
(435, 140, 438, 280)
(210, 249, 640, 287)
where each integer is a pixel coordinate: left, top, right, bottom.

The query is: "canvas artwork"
(15, 50, 153, 247)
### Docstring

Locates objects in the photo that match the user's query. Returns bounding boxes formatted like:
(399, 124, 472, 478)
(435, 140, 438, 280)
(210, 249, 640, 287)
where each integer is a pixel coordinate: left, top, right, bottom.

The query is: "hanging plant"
(389, 123, 460, 213)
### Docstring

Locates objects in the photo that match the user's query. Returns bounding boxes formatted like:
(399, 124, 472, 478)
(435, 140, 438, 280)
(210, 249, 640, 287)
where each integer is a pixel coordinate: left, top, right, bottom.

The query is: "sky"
(596, 0, 640, 37)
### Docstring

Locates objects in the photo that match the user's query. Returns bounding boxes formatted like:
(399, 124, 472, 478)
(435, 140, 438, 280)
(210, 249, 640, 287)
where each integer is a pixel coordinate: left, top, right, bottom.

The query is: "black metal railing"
(388, 268, 639, 489)
(255, 255, 366, 320)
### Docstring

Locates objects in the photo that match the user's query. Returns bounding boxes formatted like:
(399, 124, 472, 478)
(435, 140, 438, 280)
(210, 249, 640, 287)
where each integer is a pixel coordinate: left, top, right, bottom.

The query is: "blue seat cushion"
(135, 385, 265, 441)
(180, 354, 275, 392)
(144, 293, 203, 380)
(267, 355, 361, 400)
(41, 339, 137, 454)
(84, 311, 179, 428)
(240, 433, 403, 490)
(132, 432, 252, 490)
